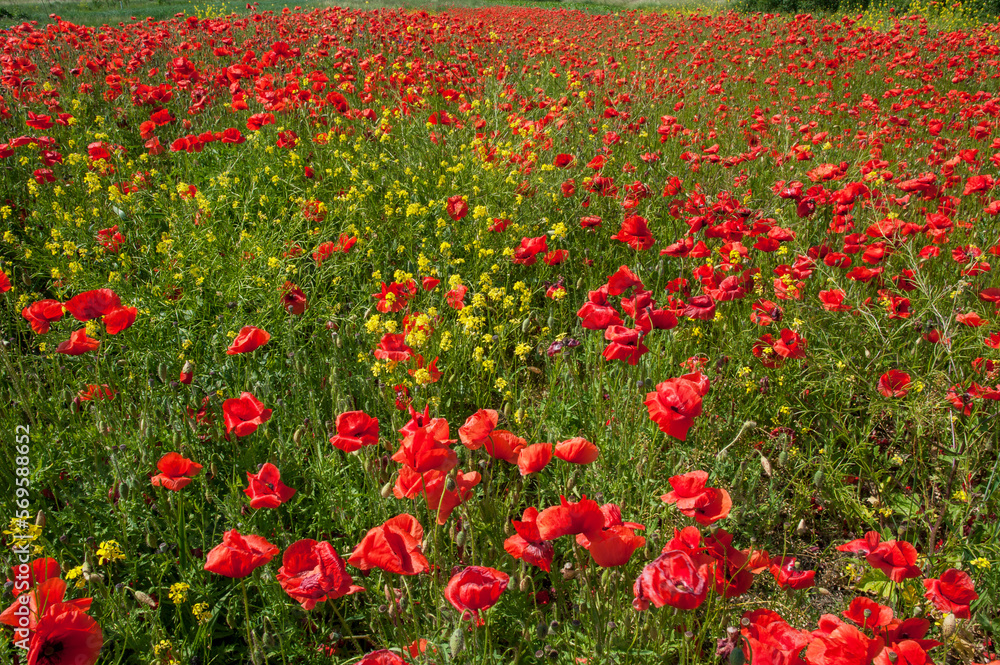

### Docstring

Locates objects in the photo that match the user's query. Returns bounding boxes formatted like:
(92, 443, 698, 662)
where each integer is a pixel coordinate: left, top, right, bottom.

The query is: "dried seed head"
(133, 590, 157, 608)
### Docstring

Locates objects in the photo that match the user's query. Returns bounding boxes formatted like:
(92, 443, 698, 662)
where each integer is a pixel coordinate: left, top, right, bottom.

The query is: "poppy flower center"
(41, 640, 65, 662)
(266, 482, 275, 491)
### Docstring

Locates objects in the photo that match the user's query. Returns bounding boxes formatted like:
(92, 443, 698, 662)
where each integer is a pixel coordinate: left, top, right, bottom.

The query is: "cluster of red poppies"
(2, 559, 102, 665)
(20, 288, 137, 354)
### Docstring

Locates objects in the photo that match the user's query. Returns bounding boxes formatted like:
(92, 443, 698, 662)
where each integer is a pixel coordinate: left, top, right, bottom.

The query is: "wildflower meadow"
(1, 3, 1000, 664)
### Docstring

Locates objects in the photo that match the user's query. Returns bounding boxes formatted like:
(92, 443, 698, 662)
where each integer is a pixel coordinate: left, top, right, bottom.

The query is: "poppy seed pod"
(813, 469, 825, 488)
(449, 625, 465, 658)
(133, 590, 157, 608)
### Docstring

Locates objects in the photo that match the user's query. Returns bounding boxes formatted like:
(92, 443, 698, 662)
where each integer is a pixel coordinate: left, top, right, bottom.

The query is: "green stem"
(241, 577, 254, 660)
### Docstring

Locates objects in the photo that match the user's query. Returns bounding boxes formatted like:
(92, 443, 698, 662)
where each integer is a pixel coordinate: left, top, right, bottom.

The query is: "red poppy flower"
(602, 326, 648, 365)
(772, 328, 807, 359)
(661, 470, 732, 525)
(842, 597, 894, 631)
(394, 466, 480, 524)
(446, 284, 468, 310)
(56, 329, 100, 356)
(356, 649, 408, 665)
(26, 603, 103, 665)
(612, 215, 655, 250)
(22, 300, 64, 334)
(553, 153, 574, 167)
(877, 370, 911, 398)
(102, 307, 137, 335)
(512, 236, 548, 266)
(517, 442, 553, 476)
(866, 540, 922, 582)
(922, 569, 978, 619)
(244, 463, 296, 509)
(347, 514, 429, 576)
(606, 265, 643, 295)
(536, 495, 605, 541)
(583, 525, 646, 568)
(421, 276, 440, 291)
(480, 430, 526, 464)
(63, 289, 121, 322)
(280, 282, 307, 315)
(445, 566, 509, 625)
(6, 557, 61, 593)
(374, 334, 414, 362)
(391, 426, 458, 473)
(331, 411, 380, 453)
(150, 453, 202, 491)
(276, 539, 363, 610)
(204, 530, 279, 578)
(769, 557, 816, 590)
(956, 311, 987, 327)
(223, 392, 272, 437)
(503, 507, 555, 572)
(0, 271, 8, 293)
(577, 293, 624, 329)
(683, 295, 717, 320)
(1, 578, 92, 634)
(633, 549, 711, 611)
(543, 249, 568, 266)
(446, 195, 468, 221)
(818, 289, 852, 312)
(227, 326, 270, 354)
(458, 409, 498, 450)
(644, 374, 710, 441)
(806, 620, 883, 665)
(553, 437, 599, 464)
(837, 531, 882, 556)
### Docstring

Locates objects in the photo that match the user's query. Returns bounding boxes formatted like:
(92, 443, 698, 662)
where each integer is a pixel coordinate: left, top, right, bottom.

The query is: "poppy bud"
(172, 431, 181, 447)
(813, 469, 825, 489)
(816, 587, 832, 596)
(449, 625, 465, 658)
(180, 360, 195, 384)
(729, 646, 746, 665)
(134, 589, 157, 608)
(941, 613, 956, 638)
(446, 476, 457, 491)
(146, 531, 156, 548)
(796, 519, 808, 536)
(576, 277, 584, 290)
(759, 454, 772, 476)
(157, 362, 170, 384)
(536, 621, 549, 639)
(522, 317, 532, 334)
(547, 313, 555, 328)
(503, 402, 511, 419)
(292, 427, 303, 445)
(777, 451, 787, 467)
(456, 530, 467, 549)
(118, 482, 129, 499)
(380, 481, 393, 498)
(35, 510, 46, 528)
